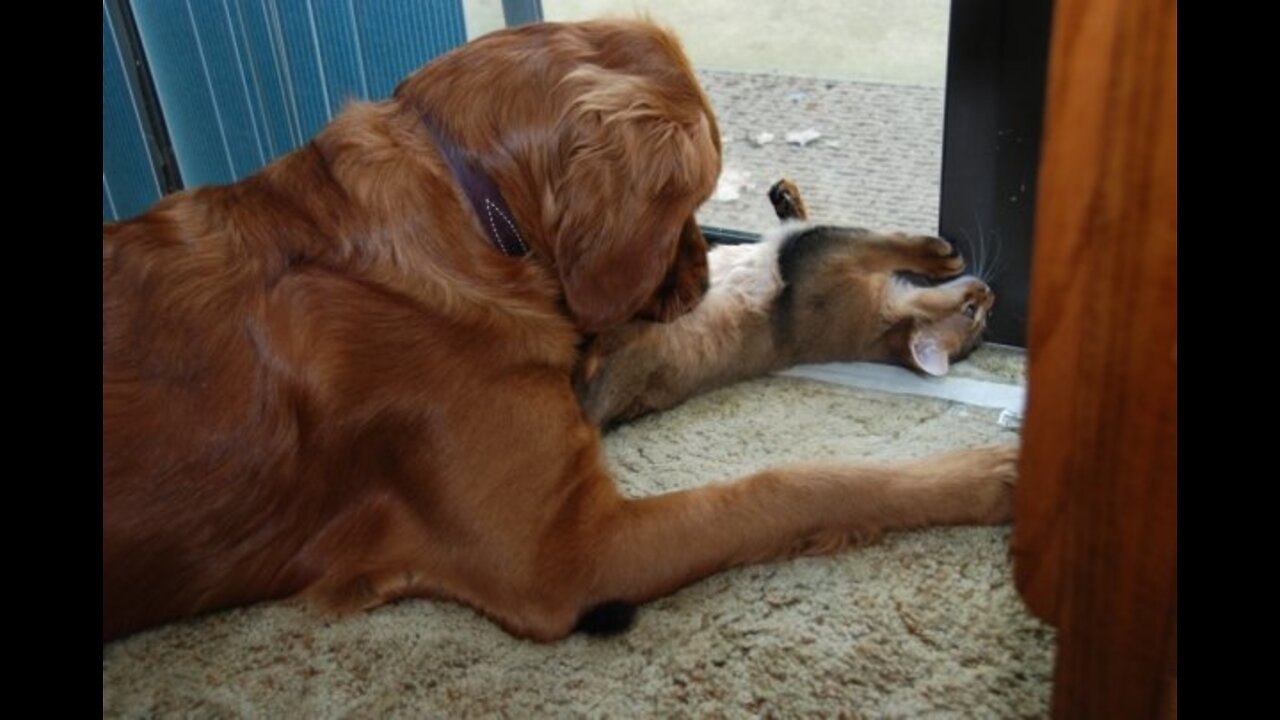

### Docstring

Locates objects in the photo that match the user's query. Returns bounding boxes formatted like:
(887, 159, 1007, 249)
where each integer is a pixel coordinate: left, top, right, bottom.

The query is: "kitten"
(578, 180, 993, 426)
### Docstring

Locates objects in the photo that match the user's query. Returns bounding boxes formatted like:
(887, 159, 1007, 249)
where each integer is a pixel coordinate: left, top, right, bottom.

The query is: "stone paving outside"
(695, 70, 945, 237)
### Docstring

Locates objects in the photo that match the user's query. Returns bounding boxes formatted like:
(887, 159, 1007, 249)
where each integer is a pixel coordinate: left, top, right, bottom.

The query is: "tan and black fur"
(104, 23, 1014, 644)
(578, 180, 994, 426)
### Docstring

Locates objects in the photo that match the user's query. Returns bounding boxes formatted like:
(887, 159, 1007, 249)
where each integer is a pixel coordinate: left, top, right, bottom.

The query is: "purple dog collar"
(423, 116, 530, 258)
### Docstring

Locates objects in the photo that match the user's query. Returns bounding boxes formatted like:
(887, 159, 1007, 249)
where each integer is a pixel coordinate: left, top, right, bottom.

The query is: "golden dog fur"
(103, 20, 1015, 642)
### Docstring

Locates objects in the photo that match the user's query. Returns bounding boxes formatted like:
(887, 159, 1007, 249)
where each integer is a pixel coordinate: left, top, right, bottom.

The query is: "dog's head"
(398, 20, 721, 334)
(550, 60, 720, 332)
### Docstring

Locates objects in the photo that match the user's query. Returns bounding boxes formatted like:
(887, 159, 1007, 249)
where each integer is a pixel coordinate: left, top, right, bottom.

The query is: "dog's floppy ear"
(551, 68, 719, 333)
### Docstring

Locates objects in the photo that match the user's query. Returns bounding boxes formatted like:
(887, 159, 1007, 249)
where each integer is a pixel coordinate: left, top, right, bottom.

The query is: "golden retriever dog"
(103, 19, 1015, 642)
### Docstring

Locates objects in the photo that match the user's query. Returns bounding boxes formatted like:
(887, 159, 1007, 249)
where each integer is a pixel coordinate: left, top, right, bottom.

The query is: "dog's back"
(103, 158, 327, 639)
(102, 98, 588, 640)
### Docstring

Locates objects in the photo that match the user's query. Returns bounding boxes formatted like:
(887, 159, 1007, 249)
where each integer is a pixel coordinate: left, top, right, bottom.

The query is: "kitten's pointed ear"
(908, 329, 950, 376)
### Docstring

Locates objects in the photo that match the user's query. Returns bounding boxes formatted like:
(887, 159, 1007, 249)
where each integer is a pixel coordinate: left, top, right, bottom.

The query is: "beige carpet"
(103, 357, 1054, 717)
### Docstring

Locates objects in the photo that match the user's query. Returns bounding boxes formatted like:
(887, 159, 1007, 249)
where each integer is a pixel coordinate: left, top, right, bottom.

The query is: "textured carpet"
(103, 351, 1054, 718)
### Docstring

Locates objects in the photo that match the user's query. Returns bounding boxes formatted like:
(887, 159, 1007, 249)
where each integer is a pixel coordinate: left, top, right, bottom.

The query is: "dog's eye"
(962, 302, 978, 318)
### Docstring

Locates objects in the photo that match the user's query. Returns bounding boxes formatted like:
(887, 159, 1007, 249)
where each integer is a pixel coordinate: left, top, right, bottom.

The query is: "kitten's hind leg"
(768, 178, 809, 221)
(767, 177, 962, 279)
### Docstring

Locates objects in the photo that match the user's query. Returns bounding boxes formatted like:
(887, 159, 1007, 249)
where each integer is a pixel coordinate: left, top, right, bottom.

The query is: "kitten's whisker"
(986, 231, 1004, 284)
(953, 232, 973, 277)
(971, 208, 989, 282)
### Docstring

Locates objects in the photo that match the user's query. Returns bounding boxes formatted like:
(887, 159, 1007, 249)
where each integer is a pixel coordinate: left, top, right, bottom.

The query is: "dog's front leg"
(575, 445, 1017, 621)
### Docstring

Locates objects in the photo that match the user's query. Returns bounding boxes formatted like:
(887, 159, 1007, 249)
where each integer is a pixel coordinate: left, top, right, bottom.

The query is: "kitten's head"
(773, 224, 993, 376)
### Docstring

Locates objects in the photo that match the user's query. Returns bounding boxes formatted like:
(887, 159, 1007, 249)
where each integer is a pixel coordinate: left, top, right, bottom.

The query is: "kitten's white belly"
(649, 223, 811, 362)
(703, 221, 811, 314)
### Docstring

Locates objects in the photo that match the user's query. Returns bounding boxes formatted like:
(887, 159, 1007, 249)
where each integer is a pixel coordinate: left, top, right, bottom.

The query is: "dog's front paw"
(925, 444, 1018, 525)
(967, 444, 1018, 523)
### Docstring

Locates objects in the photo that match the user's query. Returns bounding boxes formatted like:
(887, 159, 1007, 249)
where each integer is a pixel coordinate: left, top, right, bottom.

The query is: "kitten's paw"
(873, 234, 966, 278)
(924, 236, 959, 257)
(768, 178, 809, 221)
(911, 235, 967, 276)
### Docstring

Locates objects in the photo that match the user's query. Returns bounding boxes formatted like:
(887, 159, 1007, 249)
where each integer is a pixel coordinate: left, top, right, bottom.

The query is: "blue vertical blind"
(103, 2, 164, 221)
(105, 0, 467, 219)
